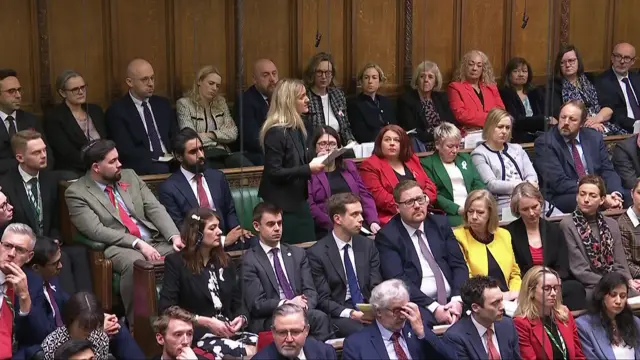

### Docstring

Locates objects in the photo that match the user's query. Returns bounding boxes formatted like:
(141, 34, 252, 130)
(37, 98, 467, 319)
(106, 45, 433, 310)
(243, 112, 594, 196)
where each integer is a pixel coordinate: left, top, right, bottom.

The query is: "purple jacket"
(307, 160, 380, 230)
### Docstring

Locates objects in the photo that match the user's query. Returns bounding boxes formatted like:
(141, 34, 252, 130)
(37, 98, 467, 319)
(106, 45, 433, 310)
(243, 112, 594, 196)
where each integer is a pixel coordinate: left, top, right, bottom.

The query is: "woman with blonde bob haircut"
(454, 189, 522, 302)
(258, 79, 324, 244)
(514, 266, 586, 360)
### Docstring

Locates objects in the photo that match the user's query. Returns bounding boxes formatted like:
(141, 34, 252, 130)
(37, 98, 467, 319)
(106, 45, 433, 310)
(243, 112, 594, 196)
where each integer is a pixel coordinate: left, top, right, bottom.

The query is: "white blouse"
(612, 343, 635, 360)
(320, 93, 340, 131)
(443, 162, 468, 208)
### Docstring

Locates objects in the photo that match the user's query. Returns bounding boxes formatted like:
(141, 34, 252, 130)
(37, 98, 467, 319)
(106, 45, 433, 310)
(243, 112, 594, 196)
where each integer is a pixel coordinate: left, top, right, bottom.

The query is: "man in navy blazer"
(443, 276, 522, 360)
(534, 99, 628, 213)
(375, 180, 469, 327)
(105, 59, 178, 175)
(158, 128, 254, 251)
(342, 279, 455, 360)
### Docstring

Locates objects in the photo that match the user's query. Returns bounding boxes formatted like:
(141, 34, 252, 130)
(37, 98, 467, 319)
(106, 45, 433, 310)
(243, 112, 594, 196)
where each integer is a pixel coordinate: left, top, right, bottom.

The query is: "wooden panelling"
(612, 0, 640, 70)
(412, 0, 457, 82)
(510, 0, 553, 79)
(568, 0, 610, 72)
(460, 0, 506, 76)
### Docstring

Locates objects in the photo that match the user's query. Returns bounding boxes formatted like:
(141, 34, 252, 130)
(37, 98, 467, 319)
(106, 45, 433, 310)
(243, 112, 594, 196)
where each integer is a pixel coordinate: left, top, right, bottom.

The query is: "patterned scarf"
(421, 99, 442, 151)
(572, 209, 615, 273)
(561, 74, 601, 117)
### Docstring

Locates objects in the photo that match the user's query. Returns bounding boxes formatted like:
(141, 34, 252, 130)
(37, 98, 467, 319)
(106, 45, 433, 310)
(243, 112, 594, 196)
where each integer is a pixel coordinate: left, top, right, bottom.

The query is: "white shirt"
(442, 162, 468, 208)
(128, 91, 168, 154)
(376, 320, 412, 360)
(180, 167, 214, 209)
(0, 109, 17, 133)
(612, 342, 635, 360)
(259, 241, 291, 301)
(615, 68, 640, 119)
(333, 231, 358, 318)
(18, 165, 42, 226)
(42, 282, 57, 318)
(320, 94, 340, 131)
(297, 348, 307, 360)
(627, 207, 640, 227)
(471, 314, 501, 357)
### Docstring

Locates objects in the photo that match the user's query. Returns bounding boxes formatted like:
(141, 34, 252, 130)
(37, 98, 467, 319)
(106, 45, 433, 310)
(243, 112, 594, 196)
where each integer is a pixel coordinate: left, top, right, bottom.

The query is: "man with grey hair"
(342, 279, 455, 360)
(253, 303, 336, 360)
(0, 223, 36, 358)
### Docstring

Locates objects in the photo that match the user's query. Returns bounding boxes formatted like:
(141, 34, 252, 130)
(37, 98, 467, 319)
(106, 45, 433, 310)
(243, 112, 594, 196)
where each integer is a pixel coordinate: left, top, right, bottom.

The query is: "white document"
(154, 154, 174, 162)
(463, 130, 484, 149)
(322, 141, 356, 165)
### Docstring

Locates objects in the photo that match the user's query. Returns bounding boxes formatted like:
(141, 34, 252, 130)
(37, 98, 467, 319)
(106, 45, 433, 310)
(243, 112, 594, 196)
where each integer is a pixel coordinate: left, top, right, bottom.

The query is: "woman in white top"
(576, 272, 640, 359)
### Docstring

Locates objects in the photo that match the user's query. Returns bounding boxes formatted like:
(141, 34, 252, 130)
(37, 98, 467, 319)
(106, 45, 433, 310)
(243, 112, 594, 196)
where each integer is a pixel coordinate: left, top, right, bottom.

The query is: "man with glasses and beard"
(158, 128, 254, 251)
(64, 139, 182, 326)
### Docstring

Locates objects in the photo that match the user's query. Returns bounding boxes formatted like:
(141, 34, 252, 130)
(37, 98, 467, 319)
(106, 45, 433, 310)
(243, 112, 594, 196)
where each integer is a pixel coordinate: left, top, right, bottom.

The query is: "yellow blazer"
(453, 227, 522, 291)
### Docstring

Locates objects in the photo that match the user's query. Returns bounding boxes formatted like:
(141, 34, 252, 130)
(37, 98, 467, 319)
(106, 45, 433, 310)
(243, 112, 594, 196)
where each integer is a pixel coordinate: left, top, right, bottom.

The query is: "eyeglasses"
(66, 84, 88, 95)
(384, 306, 405, 317)
(612, 53, 636, 63)
(0, 200, 10, 211)
(397, 194, 428, 207)
(272, 326, 307, 338)
(1, 241, 30, 256)
(560, 58, 578, 66)
(136, 76, 155, 85)
(1, 87, 22, 96)
(315, 70, 333, 78)
(317, 141, 338, 148)
(540, 285, 560, 293)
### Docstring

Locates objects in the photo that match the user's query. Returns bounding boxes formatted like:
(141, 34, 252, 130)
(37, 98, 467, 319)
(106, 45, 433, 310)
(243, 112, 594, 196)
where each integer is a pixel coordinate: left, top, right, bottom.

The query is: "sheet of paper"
(406, 128, 417, 135)
(310, 154, 328, 165)
(323, 141, 356, 165)
(154, 154, 175, 162)
(463, 130, 484, 149)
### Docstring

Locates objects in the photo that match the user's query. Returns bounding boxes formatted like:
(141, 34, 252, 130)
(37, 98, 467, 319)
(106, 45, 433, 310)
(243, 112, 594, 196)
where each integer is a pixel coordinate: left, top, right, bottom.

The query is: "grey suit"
(65, 169, 178, 323)
(242, 242, 330, 340)
(612, 134, 640, 190)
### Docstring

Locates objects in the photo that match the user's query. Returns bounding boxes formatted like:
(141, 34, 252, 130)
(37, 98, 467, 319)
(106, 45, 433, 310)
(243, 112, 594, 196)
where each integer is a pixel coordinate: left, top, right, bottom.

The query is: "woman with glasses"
(514, 266, 586, 360)
(454, 189, 521, 302)
(44, 70, 106, 176)
(359, 125, 437, 225)
(304, 52, 356, 145)
(307, 126, 380, 238)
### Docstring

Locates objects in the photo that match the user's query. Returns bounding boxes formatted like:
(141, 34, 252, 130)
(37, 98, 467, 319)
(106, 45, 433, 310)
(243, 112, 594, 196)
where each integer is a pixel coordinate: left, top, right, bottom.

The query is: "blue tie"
(343, 244, 364, 308)
(141, 101, 164, 158)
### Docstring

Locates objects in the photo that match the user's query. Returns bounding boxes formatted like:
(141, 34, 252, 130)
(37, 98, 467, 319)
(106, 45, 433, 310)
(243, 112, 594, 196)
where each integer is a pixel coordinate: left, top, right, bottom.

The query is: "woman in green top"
(421, 123, 485, 226)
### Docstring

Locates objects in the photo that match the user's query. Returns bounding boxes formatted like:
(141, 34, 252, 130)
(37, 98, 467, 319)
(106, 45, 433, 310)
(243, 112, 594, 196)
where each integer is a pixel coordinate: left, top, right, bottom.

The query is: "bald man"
(596, 42, 640, 133)
(233, 59, 279, 164)
(105, 58, 178, 175)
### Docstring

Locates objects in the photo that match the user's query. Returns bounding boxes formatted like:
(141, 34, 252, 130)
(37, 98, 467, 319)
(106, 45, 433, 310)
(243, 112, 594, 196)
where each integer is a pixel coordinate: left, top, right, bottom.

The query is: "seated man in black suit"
(596, 42, 640, 133)
(105, 58, 178, 175)
(234, 59, 278, 165)
(152, 306, 208, 360)
(307, 193, 382, 337)
(612, 134, 640, 190)
(253, 304, 337, 360)
(158, 128, 254, 250)
(376, 180, 469, 327)
(243, 202, 331, 340)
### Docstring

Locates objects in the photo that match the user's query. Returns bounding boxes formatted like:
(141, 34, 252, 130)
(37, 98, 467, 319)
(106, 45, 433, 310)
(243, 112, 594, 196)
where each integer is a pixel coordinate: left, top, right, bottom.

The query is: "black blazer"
(258, 127, 311, 212)
(158, 252, 248, 342)
(504, 217, 570, 280)
(242, 243, 318, 333)
(105, 94, 178, 175)
(306, 233, 382, 318)
(0, 167, 59, 238)
(596, 68, 640, 133)
(0, 110, 53, 175)
(233, 85, 269, 156)
(612, 134, 640, 189)
(499, 86, 547, 143)
(397, 89, 456, 144)
(44, 102, 106, 174)
(347, 93, 396, 143)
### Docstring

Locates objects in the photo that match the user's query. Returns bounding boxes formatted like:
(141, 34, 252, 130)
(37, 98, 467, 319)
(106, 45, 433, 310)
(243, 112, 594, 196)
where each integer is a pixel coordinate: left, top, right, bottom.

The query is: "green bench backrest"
(231, 187, 262, 230)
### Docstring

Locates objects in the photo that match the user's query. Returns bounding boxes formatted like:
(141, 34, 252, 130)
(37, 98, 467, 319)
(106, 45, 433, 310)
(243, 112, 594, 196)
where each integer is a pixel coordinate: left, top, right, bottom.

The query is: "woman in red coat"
(359, 124, 437, 225)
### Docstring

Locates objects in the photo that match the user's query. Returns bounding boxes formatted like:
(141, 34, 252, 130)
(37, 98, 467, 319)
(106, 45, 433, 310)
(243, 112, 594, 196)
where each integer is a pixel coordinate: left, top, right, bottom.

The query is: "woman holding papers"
(258, 79, 325, 244)
(307, 126, 380, 238)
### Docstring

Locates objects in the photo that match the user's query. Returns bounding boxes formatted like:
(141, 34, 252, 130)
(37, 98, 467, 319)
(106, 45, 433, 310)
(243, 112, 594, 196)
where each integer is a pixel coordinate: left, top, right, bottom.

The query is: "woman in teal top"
(421, 122, 485, 226)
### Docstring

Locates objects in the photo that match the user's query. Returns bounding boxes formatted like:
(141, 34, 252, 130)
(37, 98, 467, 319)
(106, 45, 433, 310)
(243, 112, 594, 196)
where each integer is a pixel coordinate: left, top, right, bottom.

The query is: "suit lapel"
(531, 319, 554, 360)
(194, 264, 215, 306)
(403, 323, 420, 360)
(464, 83, 484, 111)
(11, 170, 37, 229)
(326, 236, 347, 286)
(84, 177, 124, 226)
(495, 321, 511, 360)
(124, 95, 150, 149)
(318, 172, 331, 199)
(432, 156, 453, 198)
(607, 70, 626, 104)
(556, 318, 574, 359)
(591, 321, 616, 359)
(580, 132, 596, 174)
(352, 237, 368, 293)
(204, 171, 223, 212)
(281, 244, 298, 293)
(40, 172, 53, 233)
(116, 181, 138, 219)
(60, 102, 89, 144)
(287, 130, 305, 165)
(253, 246, 280, 294)
(370, 323, 391, 360)
(175, 172, 199, 210)
(396, 220, 423, 279)
(455, 155, 474, 191)
(463, 317, 488, 359)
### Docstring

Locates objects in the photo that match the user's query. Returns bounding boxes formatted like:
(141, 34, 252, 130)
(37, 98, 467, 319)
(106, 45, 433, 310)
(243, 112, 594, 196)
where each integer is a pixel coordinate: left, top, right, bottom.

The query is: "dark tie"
(622, 78, 640, 120)
(141, 101, 164, 158)
(5, 116, 16, 137)
(570, 139, 587, 177)
(27, 178, 42, 234)
(104, 185, 141, 238)
(194, 174, 212, 209)
(486, 328, 501, 360)
(343, 244, 364, 308)
(391, 332, 409, 360)
(415, 229, 447, 305)
(270, 248, 294, 300)
(44, 282, 63, 327)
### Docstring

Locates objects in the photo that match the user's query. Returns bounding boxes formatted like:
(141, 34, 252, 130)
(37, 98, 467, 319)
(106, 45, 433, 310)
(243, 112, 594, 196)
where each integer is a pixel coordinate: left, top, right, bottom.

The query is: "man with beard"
(234, 59, 279, 165)
(158, 128, 254, 250)
(375, 180, 469, 327)
(443, 276, 522, 360)
(534, 99, 628, 213)
(65, 139, 182, 325)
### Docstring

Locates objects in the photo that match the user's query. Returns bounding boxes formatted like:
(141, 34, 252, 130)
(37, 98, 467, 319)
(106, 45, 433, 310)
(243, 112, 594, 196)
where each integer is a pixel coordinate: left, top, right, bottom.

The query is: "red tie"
(391, 332, 409, 360)
(570, 140, 587, 177)
(0, 285, 14, 359)
(194, 175, 211, 209)
(105, 185, 141, 238)
(486, 328, 501, 360)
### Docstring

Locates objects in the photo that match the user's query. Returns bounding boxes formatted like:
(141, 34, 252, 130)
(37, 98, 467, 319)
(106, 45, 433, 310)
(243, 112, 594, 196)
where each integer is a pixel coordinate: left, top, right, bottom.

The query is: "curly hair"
(453, 50, 497, 85)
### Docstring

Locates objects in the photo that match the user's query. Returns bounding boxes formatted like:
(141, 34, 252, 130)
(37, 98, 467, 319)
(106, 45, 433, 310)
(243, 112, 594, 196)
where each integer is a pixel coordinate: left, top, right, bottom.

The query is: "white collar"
(627, 207, 640, 228)
(180, 166, 199, 182)
(376, 320, 405, 341)
(470, 314, 496, 338)
(565, 133, 582, 145)
(614, 67, 630, 82)
(18, 165, 39, 184)
(401, 219, 424, 238)
(129, 91, 148, 106)
(0, 110, 16, 122)
(259, 241, 281, 256)
(332, 230, 352, 250)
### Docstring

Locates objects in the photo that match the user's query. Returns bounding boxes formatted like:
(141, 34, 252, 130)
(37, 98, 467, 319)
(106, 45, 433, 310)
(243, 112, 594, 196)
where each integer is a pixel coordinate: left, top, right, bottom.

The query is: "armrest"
(73, 233, 107, 251)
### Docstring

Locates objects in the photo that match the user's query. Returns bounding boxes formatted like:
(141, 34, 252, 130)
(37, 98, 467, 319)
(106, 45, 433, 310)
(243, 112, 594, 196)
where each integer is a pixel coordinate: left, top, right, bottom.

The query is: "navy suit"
(534, 126, 628, 213)
(233, 85, 269, 164)
(342, 320, 456, 360)
(443, 315, 522, 360)
(105, 93, 178, 175)
(375, 214, 469, 325)
(252, 337, 337, 360)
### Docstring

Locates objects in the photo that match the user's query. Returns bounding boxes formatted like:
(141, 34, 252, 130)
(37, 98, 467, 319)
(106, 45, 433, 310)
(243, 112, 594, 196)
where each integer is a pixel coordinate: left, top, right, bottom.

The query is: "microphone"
(521, 0, 529, 29)
(315, 31, 322, 48)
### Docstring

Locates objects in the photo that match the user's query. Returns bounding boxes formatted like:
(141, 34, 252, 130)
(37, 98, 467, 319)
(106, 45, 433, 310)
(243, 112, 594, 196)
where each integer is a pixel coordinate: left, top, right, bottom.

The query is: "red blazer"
(359, 153, 437, 225)
(514, 310, 585, 360)
(447, 81, 505, 128)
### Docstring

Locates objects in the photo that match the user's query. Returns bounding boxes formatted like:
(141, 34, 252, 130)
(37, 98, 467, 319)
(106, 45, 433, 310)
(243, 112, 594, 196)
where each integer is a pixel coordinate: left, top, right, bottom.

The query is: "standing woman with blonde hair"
(259, 79, 325, 244)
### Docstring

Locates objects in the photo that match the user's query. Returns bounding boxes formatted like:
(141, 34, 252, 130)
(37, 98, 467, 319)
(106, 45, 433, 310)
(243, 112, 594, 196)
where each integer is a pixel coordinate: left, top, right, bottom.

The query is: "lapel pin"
(407, 332, 412, 338)
(287, 252, 292, 257)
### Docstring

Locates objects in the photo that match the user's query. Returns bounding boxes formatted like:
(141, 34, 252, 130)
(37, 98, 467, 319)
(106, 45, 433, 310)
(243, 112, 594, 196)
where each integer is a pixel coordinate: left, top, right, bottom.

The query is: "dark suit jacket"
(234, 85, 269, 156)
(612, 133, 640, 189)
(0, 167, 59, 238)
(253, 337, 337, 360)
(43, 102, 106, 174)
(499, 86, 547, 143)
(443, 315, 522, 360)
(504, 217, 571, 280)
(307, 233, 382, 318)
(596, 68, 640, 133)
(105, 93, 178, 175)
(514, 311, 586, 360)
(259, 127, 311, 212)
(397, 89, 456, 145)
(347, 92, 396, 143)
(342, 320, 456, 360)
(576, 313, 640, 360)
(158, 252, 248, 342)
(0, 110, 53, 175)
(242, 243, 319, 333)
(375, 214, 469, 309)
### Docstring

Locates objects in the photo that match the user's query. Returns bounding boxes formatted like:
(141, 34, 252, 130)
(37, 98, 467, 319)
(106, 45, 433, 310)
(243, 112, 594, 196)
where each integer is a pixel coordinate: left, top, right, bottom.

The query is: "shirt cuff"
(132, 239, 140, 249)
(427, 301, 441, 313)
(169, 235, 177, 243)
(451, 296, 462, 304)
(340, 309, 353, 318)
(18, 310, 29, 316)
(613, 191, 623, 199)
(221, 236, 226, 247)
(278, 300, 286, 307)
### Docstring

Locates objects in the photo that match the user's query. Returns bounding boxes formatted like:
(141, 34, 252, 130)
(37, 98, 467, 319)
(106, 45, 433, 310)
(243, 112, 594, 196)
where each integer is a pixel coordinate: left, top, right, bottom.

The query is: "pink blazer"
(447, 81, 505, 128)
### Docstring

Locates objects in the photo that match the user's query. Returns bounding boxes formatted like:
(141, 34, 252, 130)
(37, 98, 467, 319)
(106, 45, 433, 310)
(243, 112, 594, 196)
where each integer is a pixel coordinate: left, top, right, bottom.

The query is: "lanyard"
(544, 324, 567, 360)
